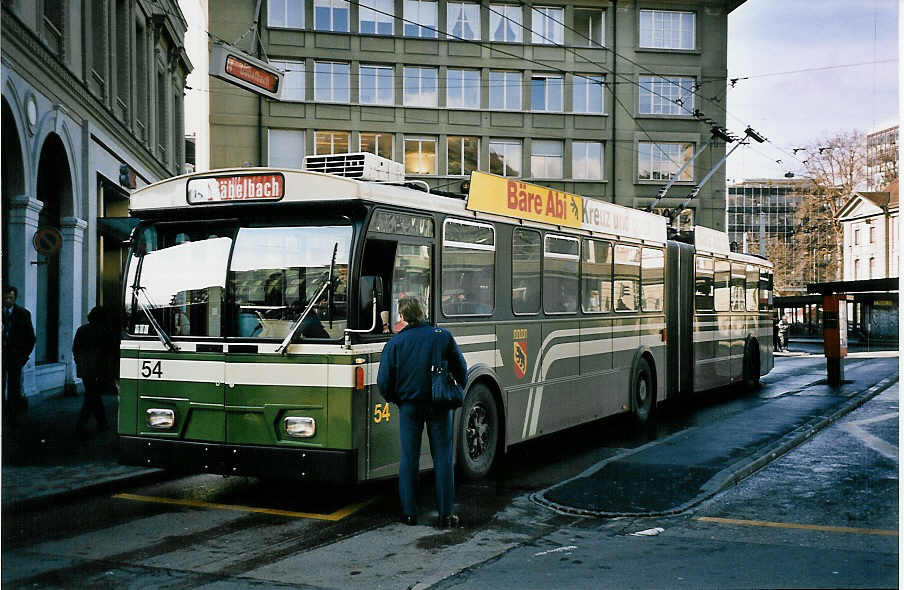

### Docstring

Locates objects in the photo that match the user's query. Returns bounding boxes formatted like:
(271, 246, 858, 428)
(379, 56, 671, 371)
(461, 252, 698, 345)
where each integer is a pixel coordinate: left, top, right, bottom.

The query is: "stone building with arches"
(2, 1, 191, 398)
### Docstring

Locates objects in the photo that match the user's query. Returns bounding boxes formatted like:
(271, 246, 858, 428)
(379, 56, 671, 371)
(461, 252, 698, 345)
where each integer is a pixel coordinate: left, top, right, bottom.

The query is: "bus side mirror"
(359, 275, 384, 323)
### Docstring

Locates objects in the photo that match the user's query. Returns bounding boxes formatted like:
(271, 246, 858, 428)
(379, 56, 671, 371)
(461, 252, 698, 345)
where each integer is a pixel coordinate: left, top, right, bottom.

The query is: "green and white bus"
(118, 155, 774, 482)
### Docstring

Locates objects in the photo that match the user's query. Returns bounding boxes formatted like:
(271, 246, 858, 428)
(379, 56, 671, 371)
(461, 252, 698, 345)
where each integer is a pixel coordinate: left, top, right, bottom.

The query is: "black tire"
(456, 383, 499, 481)
(743, 342, 761, 391)
(631, 358, 655, 425)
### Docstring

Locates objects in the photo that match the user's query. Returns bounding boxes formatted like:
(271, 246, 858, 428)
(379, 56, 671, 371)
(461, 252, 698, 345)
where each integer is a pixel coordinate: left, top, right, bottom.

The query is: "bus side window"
(360, 239, 396, 331)
(730, 263, 746, 311)
(695, 256, 714, 311)
(714, 259, 730, 312)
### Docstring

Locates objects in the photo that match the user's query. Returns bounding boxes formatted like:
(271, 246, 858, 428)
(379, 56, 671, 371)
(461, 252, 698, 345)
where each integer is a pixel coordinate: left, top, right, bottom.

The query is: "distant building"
(207, 0, 746, 231)
(2, 1, 191, 397)
(726, 178, 812, 254)
(839, 180, 899, 281)
(866, 125, 898, 191)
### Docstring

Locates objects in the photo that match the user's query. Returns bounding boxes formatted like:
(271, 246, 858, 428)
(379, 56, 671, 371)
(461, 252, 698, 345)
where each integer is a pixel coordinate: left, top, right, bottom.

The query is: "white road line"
(839, 412, 898, 460)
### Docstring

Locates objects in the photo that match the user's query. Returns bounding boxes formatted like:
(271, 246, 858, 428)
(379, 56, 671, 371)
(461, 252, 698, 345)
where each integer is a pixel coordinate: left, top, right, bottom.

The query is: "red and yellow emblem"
(512, 328, 528, 379)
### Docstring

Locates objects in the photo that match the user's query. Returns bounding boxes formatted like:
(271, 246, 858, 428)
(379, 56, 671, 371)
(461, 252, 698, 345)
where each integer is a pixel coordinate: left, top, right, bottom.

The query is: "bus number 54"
(373, 403, 391, 423)
(140, 360, 163, 379)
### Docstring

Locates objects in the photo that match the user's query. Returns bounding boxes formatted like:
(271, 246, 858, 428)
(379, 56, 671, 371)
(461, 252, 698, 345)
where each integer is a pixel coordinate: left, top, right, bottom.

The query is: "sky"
(725, 0, 899, 181)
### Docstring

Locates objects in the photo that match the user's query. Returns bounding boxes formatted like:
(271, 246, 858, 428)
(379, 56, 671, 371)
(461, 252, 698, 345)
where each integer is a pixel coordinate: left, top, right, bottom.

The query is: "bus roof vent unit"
(304, 152, 405, 183)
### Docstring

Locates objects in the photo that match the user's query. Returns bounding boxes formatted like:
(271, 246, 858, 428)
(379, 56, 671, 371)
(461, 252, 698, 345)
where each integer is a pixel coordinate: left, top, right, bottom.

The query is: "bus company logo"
(187, 174, 284, 204)
(512, 328, 528, 379)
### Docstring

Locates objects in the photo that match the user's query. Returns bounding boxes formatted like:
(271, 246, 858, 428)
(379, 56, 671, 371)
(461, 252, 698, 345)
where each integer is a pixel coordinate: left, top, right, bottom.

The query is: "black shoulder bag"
(430, 329, 464, 409)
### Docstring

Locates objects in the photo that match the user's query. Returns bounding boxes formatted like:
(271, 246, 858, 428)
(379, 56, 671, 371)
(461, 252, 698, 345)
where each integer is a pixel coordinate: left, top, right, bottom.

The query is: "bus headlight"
(284, 416, 316, 438)
(146, 408, 175, 429)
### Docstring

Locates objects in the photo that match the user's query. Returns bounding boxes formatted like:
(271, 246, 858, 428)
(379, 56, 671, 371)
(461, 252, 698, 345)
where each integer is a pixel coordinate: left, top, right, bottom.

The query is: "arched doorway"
(35, 134, 72, 365)
(1, 98, 26, 290)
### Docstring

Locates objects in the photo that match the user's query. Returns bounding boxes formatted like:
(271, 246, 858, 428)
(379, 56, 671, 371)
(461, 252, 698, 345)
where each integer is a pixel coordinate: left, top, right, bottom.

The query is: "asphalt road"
(2, 352, 898, 589)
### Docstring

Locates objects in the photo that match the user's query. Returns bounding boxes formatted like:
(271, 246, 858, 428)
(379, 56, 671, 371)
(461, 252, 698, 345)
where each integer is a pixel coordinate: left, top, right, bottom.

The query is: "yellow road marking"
(113, 492, 378, 521)
(698, 516, 898, 537)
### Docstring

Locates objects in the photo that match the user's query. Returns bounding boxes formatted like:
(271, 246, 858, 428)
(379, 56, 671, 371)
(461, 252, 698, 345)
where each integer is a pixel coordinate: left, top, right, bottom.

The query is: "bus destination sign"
(187, 174, 285, 204)
(210, 42, 283, 99)
(466, 171, 666, 243)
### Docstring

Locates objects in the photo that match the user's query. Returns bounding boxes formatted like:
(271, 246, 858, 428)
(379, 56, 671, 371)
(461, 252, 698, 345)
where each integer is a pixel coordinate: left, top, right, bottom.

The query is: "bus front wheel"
(457, 383, 499, 481)
(631, 358, 655, 425)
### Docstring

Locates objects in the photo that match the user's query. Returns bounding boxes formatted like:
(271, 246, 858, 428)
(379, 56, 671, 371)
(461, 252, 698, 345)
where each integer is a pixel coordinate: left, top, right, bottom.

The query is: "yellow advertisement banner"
(466, 171, 583, 228)
(465, 171, 667, 243)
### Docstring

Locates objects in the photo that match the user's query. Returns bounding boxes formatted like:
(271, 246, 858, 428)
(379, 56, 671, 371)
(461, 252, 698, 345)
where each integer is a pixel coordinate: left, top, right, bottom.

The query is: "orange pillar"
(823, 294, 849, 386)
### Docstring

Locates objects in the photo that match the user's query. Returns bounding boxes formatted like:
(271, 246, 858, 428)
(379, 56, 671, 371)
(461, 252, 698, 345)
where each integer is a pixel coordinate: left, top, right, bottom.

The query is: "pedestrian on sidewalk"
(778, 313, 791, 352)
(73, 306, 116, 436)
(377, 297, 467, 529)
(2, 286, 36, 426)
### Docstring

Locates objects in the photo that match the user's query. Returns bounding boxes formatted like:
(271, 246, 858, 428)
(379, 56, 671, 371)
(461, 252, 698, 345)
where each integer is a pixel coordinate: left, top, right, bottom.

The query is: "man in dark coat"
(3, 286, 36, 426)
(73, 306, 116, 434)
(377, 297, 467, 528)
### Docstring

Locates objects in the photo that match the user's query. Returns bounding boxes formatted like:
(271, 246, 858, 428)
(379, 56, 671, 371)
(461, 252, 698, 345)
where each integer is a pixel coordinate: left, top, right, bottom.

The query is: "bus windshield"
(126, 222, 353, 341)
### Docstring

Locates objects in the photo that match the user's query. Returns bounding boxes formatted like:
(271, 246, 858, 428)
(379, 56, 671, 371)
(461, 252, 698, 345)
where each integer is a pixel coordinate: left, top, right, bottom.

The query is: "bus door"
(730, 263, 747, 382)
(579, 238, 615, 417)
(360, 210, 435, 479)
(666, 242, 694, 397)
(612, 244, 641, 400)
(126, 223, 233, 443)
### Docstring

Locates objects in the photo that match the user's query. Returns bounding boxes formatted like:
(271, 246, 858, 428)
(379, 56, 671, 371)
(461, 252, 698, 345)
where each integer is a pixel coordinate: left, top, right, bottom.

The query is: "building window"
(531, 140, 563, 178)
(91, 1, 107, 82)
(268, 129, 305, 168)
(315, 130, 350, 154)
(853, 259, 860, 280)
(531, 7, 564, 45)
(543, 234, 579, 314)
(360, 64, 394, 105)
(447, 69, 480, 108)
(639, 75, 694, 115)
(637, 141, 693, 181)
(360, 132, 393, 158)
(639, 9, 695, 50)
(116, 0, 131, 105)
(489, 139, 521, 177)
(489, 4, 522, 42)
(573, 74, 604, 114)
(447, 2, 480, 40)
(403, 0, 437, 38)
(574, 9, 603, 46)
(531, 74, 563, 112)
(869, 224, 876, 243)
(314, 61, 350, 102)
(42, 0, 65, 55)
(268, 0, 304, 28)
(271, 60, 305, 101)
(489, 70, 521, 110)
(359, 0, 394, 34)
(573, 141, 603, 180)
(315, 0, 350, 32)
(869, 257, 876, 279)
(135, 19, 147, 129)
(854, 227, 860, 245)
(403, 66, 438, 107)
(157, 67, 168, 162)
(448, 136, 479, 176)
(404, 136, 437, 174)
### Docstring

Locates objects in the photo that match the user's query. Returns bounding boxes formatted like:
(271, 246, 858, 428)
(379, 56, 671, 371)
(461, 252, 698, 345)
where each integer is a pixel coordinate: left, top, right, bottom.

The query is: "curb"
(531, 374, 898, 518)
(2, 468, 169, 514)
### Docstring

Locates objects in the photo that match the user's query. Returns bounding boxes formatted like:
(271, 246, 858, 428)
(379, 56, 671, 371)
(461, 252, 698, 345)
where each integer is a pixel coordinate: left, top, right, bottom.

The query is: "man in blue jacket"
(377, 297, 467, 528)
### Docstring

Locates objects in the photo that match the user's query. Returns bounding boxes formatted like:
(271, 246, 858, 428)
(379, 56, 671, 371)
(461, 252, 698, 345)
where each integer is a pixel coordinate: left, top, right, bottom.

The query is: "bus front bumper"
(119, 436, 357, 483)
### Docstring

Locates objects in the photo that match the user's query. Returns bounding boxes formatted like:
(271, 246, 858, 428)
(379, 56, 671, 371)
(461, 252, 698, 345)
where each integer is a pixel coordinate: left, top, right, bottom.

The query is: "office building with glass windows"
(726, 178, 812, 254)
(208, 0, 743, 230)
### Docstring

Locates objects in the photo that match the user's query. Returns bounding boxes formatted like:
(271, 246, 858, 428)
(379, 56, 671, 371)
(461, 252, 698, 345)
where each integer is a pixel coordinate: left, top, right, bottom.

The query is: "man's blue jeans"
(398, 402, 455, 518)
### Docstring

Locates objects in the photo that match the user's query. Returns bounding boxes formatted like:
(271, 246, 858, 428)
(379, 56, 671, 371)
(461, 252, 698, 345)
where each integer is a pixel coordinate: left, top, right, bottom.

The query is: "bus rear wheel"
(631, 358, 654, 425)
(457, 383, 498, 481)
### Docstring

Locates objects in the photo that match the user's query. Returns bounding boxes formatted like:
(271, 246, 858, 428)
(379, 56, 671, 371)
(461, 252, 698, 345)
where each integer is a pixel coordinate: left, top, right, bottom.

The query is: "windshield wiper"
(133, 286, 180, 352)
(276, 243, 338, 355)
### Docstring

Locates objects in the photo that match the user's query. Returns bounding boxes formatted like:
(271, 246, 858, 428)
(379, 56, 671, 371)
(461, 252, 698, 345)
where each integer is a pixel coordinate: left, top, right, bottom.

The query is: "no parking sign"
(33, 226, 62, 256)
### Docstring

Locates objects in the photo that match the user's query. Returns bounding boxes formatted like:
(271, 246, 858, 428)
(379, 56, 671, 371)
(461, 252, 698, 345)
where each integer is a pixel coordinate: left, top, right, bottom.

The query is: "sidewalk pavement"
(1, 392, 162, 513)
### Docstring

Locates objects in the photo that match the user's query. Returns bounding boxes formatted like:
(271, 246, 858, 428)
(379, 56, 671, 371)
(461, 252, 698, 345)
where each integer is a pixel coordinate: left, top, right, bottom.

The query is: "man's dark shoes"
(402, 515, 418, 526)
(438, 514, 460, 529)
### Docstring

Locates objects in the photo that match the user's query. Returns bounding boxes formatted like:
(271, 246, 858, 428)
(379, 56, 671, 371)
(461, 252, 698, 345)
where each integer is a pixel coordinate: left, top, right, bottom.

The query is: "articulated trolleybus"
(118, 154, 774, 482)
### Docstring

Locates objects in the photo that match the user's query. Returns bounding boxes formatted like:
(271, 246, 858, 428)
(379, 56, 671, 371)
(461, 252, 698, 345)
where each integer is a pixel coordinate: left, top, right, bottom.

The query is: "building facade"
(208, 0, 743, 230)
(839, 181, 899, 282)
(726, 177, 811, 255)
(866, 124, 897, 191)
(1, 0, 191, 397)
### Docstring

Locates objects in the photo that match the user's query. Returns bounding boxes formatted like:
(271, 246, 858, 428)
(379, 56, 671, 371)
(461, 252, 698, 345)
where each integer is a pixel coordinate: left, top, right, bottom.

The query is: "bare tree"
(799, 130, 869, 282)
